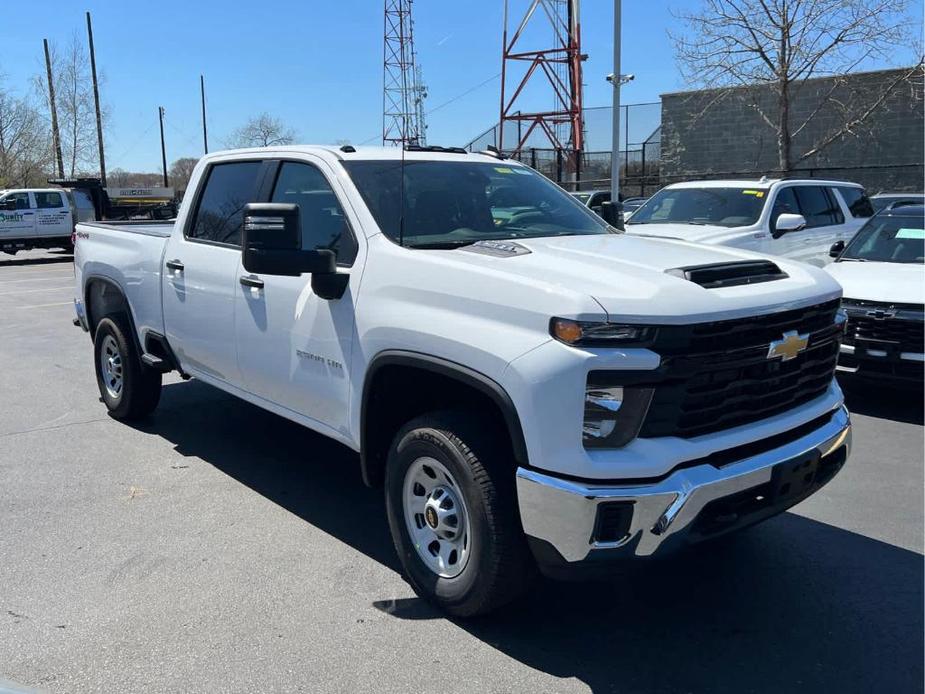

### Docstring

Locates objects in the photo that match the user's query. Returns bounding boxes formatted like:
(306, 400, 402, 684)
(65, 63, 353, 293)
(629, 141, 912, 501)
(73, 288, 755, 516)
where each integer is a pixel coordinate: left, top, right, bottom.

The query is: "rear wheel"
(385, 411, 534, 617)
(93, 317, 161, 420)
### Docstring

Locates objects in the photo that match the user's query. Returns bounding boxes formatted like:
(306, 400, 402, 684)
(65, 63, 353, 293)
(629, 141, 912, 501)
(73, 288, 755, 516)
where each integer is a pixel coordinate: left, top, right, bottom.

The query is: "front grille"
(844, 314, 924, 353)
(637, 300, 841, 439)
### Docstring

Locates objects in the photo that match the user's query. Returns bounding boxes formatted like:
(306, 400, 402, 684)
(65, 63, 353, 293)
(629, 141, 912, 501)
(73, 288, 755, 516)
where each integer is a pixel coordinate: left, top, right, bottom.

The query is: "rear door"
(162, 158, 266, 385)
(0, 192, 36, 244)
(33, 191, 72, 238)
(831, 185, 873, 242)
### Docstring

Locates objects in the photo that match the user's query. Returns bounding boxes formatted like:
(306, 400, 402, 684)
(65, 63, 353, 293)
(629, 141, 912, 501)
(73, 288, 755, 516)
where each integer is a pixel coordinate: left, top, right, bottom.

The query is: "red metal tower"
(499, 0, 585, 167)
(383, 0, 425, 146)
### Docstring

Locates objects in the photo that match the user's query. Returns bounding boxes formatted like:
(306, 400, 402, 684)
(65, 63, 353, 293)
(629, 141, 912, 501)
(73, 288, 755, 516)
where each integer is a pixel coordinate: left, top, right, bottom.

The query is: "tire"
(93, 316, 162, 420)
(385, 411, 535, 617)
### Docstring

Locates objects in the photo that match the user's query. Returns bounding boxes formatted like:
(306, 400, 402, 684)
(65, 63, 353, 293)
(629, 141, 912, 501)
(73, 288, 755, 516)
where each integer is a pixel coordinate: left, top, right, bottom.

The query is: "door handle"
(239, 275, 264, 289)
(166, 259, 184, 271)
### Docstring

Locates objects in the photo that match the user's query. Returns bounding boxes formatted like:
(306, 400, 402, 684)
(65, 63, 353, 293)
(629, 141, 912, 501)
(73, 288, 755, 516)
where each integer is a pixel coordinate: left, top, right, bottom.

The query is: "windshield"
(627, 187, 767, 228)
(840, 213, 925, 263)
(341, 160, 611, 248)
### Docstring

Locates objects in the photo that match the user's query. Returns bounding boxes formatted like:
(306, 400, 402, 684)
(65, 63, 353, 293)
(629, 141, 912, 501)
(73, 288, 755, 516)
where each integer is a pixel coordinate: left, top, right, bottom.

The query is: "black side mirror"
(0, 199, 18, 211)
(829, 240, 845, 258)
(600, 200, 624, 231)
(242, 202, 348, 300)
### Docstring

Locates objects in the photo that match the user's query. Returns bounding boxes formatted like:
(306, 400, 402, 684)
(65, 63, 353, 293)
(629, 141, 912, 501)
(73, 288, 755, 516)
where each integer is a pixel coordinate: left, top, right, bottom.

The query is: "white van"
(624, 178, 872, 266)
(0, 188, 79, 254)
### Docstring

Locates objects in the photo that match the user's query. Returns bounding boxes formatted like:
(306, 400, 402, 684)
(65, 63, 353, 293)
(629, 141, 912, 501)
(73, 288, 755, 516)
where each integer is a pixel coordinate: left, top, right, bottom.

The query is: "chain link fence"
(465, 103, 662, 197)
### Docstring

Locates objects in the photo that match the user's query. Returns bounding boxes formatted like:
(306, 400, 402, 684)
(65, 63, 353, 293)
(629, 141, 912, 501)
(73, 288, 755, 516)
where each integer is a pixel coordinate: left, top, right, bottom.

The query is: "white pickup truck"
(624, 178, 872, 266)
(73, 146, 852, 616)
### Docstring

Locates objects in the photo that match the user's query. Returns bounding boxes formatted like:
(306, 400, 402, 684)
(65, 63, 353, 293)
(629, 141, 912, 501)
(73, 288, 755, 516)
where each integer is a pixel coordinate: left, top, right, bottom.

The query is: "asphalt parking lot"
(0, 249, 922, 694)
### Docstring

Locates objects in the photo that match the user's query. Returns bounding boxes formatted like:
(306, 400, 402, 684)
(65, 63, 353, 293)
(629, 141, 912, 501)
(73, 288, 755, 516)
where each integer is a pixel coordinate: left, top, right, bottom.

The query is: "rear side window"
(835, 186, 874, 218)
(270, 162, 357, 265)
(35, 192, 64, 209)
(794, 186, 843, 227)
(189, 161, 262, 245)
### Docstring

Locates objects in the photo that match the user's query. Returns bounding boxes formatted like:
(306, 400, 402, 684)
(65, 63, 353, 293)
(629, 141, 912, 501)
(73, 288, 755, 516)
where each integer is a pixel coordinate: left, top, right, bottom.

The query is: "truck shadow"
(138, 380, 923, 694)
(838, 374, 924, 425)
(0, 254, 73, 268)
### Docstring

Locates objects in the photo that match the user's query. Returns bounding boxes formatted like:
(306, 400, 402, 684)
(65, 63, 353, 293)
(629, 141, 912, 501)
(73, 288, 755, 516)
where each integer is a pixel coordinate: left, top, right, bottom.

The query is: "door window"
(270, 162, 358, 264)
(834, 186, 874, 218)
(35, 192, 64, 209)
(5, 193, 31, 210)
(794, 186, 843, 227)
(189, 161, 263, 246)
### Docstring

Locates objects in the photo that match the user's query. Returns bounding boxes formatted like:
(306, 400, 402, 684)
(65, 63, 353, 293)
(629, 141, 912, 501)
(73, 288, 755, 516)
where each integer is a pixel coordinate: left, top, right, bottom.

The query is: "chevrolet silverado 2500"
(74, 146, 852, 616)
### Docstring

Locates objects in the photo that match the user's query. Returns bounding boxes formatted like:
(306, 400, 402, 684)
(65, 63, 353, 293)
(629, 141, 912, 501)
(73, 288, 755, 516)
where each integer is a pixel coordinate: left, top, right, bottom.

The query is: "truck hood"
(824, 260, 925, 305)
(623, 222, 749, 245)
(450, 233, 841, 324)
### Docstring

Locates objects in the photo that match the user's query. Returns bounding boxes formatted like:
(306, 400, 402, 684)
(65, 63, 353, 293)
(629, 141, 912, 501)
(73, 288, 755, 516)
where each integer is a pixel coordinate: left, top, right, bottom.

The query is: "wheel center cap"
(424, 506, 438, 529)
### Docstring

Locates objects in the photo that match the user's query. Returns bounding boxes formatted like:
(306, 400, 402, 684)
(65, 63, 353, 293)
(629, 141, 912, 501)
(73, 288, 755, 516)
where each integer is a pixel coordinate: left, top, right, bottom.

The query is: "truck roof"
(1, 187, 69, 194)
(203, 145, 509, 165)
(665, 178, 863, 189)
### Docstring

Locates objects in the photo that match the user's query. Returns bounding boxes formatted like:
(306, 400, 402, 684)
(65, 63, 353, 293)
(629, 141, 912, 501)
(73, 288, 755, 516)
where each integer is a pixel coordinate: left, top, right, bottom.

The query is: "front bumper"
(516, 406, 851, 569)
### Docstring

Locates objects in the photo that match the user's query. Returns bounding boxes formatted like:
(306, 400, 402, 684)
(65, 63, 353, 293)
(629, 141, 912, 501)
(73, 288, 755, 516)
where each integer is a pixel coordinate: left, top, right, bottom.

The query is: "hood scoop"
(666, 260, 788, 289)
(463, 239, 532, 257)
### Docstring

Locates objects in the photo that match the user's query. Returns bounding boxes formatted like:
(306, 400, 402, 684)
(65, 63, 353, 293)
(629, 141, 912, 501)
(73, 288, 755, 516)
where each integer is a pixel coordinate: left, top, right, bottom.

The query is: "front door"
(0, 192, 35, 245)
(162, 159, 265, 385)
(234, 158, 361, 435)
(768, 185, 844, 266)
(33, 191, 72, 238)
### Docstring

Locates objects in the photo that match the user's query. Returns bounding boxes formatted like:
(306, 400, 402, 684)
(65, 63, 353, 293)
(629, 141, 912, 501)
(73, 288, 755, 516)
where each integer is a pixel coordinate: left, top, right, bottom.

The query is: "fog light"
(583, 386, 623, 440)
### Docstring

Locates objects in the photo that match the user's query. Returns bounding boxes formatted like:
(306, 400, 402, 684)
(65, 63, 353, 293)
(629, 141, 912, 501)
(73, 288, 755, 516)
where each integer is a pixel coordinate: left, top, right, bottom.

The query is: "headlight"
(551, 318, 654, 347)
(584, 373, 654, 448)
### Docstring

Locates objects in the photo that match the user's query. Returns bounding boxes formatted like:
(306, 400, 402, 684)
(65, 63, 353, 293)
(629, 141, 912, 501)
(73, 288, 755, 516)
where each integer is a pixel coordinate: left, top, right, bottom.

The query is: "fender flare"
(360, 350, 529, 486)
(83, 275, 145, 359)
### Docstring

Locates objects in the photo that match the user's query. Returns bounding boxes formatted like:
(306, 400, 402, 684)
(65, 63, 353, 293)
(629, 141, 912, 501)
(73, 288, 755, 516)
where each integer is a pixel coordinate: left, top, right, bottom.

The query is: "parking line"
(12, 301, 73, 309)
(0, 275, 75, 285)
(0, 286, 72, 296)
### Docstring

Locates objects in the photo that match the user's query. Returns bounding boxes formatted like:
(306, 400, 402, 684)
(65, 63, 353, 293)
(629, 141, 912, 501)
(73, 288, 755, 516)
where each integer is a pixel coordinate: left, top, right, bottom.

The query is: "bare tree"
(672, 0, 923, 171)
(0, 81, 52, 187)
(168, 156, 199, 192)
(34, 34, 106, 178)
(226, 113, 296, 148)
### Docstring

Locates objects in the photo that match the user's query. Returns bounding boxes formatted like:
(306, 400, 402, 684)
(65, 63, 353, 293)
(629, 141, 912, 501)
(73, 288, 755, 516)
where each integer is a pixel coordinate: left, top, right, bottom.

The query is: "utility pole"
(158, 107, 168, 188)
(200, 75, 209, 154)
(86, 12, 107, 186)
(610, 0, 621, 204)
(43, 39, 64, 178)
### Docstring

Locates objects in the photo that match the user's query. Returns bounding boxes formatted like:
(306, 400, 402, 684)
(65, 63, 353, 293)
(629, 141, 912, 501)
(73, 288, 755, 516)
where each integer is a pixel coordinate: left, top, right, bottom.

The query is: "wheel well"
(85, 278, 130, 340)
(360, 356, 528, 488)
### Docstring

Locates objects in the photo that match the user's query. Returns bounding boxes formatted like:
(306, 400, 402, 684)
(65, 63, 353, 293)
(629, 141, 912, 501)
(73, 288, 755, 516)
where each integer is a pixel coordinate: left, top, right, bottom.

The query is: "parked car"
(73, 145, 851, 616)
(871, 192, 925, 213)
(625, 178, 873, 266)
(0, 188, 77, 254)
(621, 196, 648, 219)
(826, 204, 924, 384)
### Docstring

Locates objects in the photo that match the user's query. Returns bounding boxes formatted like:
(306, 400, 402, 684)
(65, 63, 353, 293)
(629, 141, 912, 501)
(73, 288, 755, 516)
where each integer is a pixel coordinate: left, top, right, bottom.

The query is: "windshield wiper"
(406, 240, 478, 249)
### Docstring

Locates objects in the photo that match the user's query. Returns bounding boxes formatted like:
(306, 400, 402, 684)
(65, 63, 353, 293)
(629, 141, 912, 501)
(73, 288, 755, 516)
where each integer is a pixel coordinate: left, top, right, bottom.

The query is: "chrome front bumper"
(516, 406, 851, 564)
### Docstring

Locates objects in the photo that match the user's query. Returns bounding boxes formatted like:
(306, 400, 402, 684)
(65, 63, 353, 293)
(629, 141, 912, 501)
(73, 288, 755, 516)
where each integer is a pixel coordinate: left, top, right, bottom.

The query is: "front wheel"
(385, 411, 534, 617)
(93, 317, 162, 420)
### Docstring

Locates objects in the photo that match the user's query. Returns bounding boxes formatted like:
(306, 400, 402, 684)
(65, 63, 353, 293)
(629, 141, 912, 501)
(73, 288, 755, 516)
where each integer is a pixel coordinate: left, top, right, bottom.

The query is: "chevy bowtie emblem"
(767, 330, 809, 361)
(865, 309, 895, 320)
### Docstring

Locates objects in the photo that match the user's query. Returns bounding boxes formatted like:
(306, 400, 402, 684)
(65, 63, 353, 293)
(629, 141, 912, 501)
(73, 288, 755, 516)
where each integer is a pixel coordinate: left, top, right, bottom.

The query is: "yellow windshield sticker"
(494, 167, 514, 174)
(742, 189, 765, 197)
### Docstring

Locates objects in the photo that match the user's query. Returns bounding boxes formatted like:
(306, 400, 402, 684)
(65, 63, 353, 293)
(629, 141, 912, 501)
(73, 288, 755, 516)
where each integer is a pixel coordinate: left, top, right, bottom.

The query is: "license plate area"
(770, 451, 820, 503)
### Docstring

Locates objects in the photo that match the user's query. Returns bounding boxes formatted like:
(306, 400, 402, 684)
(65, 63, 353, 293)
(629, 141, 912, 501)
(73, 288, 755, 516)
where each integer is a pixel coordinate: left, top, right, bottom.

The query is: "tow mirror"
(599, 200, 625, 231)
(772, 213, 807, 238)
(241, 202, 348, 300)
(829, 240, 845, 258)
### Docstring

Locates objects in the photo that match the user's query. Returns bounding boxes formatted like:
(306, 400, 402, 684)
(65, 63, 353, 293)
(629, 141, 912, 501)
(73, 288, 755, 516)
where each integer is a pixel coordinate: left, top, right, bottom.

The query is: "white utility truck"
(826, 203, 924, 384)
(73, 146, 852, 616)
(625, 178, 872, 266)
(0, 188, 77, 254)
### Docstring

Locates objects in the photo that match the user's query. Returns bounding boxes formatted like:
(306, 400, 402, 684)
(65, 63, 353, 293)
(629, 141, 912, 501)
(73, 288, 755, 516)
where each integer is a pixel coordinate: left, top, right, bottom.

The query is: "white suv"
(625, 179, 873, 266)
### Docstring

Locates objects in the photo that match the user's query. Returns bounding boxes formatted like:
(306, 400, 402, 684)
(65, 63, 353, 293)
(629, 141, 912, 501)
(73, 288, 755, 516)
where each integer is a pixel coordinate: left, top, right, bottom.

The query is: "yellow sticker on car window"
(742, 189, 765, 197)
(494, 167, 514, 174)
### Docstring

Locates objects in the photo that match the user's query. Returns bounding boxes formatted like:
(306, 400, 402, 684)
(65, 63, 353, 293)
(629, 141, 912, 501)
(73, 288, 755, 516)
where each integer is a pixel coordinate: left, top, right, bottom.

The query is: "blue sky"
(0, 0, 920, 172)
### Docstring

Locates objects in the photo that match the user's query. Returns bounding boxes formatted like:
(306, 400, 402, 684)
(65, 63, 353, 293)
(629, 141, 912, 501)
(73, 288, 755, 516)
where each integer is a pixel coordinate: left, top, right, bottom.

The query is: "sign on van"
(106, 187, 174, 200)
